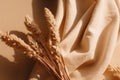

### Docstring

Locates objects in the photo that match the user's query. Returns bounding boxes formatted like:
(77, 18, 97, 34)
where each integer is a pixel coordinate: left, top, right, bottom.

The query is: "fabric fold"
(60, 0, 120, 80)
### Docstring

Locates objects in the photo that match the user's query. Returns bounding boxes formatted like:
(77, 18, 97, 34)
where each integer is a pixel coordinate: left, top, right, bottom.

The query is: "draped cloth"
(29, 0, 120, 80)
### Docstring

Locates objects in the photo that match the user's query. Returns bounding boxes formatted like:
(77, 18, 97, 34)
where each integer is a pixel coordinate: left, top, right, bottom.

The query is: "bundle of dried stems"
(0, 8, 69, 80)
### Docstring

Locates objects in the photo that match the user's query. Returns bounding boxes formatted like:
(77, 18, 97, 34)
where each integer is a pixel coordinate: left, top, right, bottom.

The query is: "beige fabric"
(57, 0, 120, 80)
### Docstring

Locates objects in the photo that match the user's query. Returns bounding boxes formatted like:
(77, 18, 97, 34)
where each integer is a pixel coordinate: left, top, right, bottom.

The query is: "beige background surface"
(0, 0, 34, 80)
(0, 0, 120, 80)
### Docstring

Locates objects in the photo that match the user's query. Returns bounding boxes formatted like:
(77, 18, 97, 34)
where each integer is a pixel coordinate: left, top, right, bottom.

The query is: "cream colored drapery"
(29, 0, 120, 80)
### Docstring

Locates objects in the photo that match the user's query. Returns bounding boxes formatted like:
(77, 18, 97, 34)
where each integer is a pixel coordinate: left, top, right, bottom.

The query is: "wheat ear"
(0, 31, 35, 57)
(104, 65, 120, 80)
(44, 7, 70, 80)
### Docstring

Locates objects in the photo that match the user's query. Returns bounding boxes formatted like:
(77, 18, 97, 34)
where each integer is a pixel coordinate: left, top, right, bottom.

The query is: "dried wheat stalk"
(24, 15, 61, 79)
(104, 65, 120, 80)
(0, 31, 35, 57)
(0, 31, 55, 75)
(44, 8, 69, 80)
(0, 8, 70, 80)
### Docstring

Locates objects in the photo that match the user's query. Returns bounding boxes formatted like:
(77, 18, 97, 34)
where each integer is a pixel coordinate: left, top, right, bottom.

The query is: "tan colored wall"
(0, 0, 34, 80)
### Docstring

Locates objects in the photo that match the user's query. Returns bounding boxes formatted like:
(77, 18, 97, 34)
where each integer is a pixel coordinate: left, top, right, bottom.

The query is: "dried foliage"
(0, 8, 70, 80)
(104, 65, 120, 80)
